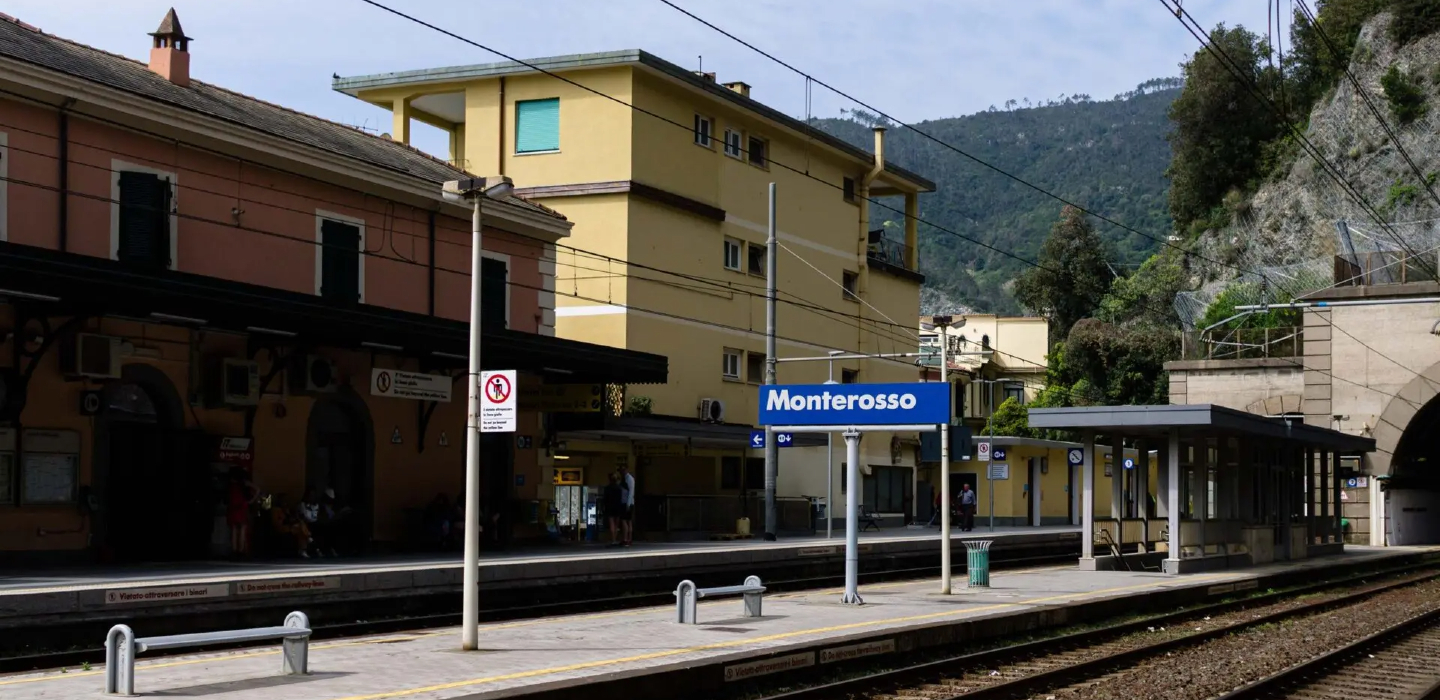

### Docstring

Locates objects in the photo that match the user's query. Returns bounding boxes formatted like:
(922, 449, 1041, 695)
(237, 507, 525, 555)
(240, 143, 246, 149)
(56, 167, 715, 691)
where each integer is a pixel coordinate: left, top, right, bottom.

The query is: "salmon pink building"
(0, 10, 665, 562)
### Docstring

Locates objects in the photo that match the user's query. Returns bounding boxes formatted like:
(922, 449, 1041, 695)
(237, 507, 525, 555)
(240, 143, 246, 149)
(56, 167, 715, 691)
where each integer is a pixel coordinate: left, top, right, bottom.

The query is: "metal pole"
(764, 182, 779, 541)
(841, 429, 863, 604)
(461, 196, 483, 651)
(825, 354, 839, 539)
(938, 321, 952, 594)
(989, 381, 996, 532)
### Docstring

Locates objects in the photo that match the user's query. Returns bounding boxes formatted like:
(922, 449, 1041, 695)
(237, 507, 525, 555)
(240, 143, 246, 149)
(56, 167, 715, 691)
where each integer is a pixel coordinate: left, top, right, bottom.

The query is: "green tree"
(1065, 319, 1178, 406)
(1381, 65, 1429, 124)
(1389, 0, 1440, 46)
(987, 397, 1033, 438)
(1013, 206, 1114, 343)
(1288, 0, 1392, 113)
(1166, 24, 1285, 230)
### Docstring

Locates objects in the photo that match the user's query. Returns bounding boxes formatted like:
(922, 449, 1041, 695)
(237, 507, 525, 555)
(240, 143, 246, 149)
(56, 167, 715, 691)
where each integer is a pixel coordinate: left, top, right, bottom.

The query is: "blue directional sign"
(749, 429, 795, 448)
(992, 448, 1007, 461)
(1123, 458, 1135, 470)
(758, 383, 950, 426)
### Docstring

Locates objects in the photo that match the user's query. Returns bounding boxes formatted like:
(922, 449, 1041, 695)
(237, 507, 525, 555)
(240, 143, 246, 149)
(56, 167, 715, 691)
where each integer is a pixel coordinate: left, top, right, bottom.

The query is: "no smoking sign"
(479, 370, 517, 433)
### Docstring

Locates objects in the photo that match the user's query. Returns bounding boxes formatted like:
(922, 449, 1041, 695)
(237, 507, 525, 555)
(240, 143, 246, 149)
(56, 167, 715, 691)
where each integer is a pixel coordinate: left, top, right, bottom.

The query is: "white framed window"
(722, 348, 742, 380)
(723, 128, 744, 158)
(0, 131, 8, 243)
(694, 114, 714, 148)
(723, 237, 742, 271)
(110, 159, 178, 270)
(315, 209, 366, 304)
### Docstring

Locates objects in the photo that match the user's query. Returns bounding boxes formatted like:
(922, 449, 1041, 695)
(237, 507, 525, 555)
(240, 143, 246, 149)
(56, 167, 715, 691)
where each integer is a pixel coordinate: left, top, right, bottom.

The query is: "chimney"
(148, 8, 192, 87)
(722, 81, 751, 98)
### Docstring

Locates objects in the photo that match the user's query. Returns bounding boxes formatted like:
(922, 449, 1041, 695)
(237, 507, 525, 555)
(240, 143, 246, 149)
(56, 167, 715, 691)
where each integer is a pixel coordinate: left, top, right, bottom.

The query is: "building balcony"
(867, 233, 922, 282)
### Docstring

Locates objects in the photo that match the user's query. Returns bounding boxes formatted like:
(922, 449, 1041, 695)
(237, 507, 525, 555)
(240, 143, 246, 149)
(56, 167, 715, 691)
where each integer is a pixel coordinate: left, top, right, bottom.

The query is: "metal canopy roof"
(0, 242, 667, 386)
(1027, 404, 1375, 452)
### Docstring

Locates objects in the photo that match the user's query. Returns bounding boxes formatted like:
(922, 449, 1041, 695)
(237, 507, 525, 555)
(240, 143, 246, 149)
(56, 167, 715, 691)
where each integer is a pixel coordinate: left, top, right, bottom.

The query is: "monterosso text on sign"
(757, 382, 950, 426)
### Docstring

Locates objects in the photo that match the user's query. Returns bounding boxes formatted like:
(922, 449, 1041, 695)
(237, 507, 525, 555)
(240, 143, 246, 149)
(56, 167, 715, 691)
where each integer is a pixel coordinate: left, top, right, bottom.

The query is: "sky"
(5, 0, 1274, 160)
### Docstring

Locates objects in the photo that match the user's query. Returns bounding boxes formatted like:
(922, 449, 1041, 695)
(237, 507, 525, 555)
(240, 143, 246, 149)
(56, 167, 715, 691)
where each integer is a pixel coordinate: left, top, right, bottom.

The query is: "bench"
(860, 508, 883, 531)
(674, 576, 765, 624)
(104, 611, 311, 696)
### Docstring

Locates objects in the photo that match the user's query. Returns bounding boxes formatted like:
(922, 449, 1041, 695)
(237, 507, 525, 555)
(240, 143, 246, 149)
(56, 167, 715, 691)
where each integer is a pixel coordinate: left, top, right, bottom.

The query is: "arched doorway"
(306, 391, 373, 553)
(93, 364, 209, 562)
(1386, 389, 1440, 544)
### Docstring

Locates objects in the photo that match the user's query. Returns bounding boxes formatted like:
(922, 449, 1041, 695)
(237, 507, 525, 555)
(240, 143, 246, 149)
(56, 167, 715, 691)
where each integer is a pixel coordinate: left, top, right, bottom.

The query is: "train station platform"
(0, 526, 1080, 631)
(3, 545, 1437, 700)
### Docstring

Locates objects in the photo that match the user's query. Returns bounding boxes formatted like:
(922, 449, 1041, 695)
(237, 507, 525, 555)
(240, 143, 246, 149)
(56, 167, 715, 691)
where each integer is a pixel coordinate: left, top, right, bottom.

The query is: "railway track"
(758, 565, 1440, 700)
(1218, 605, 1440, 700)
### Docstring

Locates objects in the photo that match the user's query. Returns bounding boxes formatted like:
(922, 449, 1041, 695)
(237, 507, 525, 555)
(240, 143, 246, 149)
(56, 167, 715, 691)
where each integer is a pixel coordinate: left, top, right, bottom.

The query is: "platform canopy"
(1028, 404, 1374, 453)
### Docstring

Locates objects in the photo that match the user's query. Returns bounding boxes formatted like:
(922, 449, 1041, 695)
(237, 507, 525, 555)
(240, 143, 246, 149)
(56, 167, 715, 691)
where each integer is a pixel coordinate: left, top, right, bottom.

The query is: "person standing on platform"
(603, 472, 624, 547)
(225, 468, 257, 558)
(959, 483, 978, 532)
(619, 464, 636, 547)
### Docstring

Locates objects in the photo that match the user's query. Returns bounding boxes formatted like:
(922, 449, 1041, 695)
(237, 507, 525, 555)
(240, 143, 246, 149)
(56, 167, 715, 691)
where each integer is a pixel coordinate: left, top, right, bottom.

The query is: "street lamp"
(443, 174, 514, 652)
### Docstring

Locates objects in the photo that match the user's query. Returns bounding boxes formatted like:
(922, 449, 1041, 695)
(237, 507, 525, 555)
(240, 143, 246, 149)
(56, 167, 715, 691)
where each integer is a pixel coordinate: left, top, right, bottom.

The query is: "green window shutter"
(515, 98, 560, 153)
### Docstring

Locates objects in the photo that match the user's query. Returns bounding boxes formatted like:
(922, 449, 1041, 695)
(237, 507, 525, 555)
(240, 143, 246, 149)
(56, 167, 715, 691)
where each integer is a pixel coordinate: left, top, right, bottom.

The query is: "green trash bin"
(965, 540, 993, 588)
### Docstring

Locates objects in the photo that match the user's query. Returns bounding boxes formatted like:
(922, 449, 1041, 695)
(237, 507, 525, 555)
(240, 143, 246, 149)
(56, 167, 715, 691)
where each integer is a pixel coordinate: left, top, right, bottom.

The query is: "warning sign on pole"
(480, 370, 517, 433)
(976, 441, 991, 462)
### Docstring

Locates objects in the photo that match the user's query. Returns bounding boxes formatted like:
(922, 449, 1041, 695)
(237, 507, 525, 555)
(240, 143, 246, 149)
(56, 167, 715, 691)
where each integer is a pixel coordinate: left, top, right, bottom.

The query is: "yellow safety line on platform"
(0, 634, 428, 686)
(328, 574, 1231, 700)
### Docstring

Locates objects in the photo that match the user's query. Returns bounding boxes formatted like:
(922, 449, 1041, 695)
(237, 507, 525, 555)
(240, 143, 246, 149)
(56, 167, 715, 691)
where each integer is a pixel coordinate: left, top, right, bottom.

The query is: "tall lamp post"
(932, 316, 954, 593)
(443, 175, 515, 652)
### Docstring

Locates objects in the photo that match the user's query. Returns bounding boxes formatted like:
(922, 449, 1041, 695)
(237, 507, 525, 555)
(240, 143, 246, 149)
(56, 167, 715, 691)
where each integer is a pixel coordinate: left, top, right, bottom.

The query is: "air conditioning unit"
(290, 355, 338, 394)
(60, 333, 121, 379)
(699, 397, 725, 423)
(206, 358, 260, 407)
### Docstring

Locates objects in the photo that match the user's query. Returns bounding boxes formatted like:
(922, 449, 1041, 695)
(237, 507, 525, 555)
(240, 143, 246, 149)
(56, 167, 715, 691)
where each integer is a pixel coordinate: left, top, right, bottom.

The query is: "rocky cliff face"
(1187, 11, 1440, 312)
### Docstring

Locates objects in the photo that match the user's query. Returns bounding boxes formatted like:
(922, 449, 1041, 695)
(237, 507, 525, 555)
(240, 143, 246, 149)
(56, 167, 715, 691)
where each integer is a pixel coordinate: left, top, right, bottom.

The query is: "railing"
(1181, 326, 1303, 361)
(867, 237, 916, 271)
(1334, 251, 1440, 287)
(655, 495, 814, 535)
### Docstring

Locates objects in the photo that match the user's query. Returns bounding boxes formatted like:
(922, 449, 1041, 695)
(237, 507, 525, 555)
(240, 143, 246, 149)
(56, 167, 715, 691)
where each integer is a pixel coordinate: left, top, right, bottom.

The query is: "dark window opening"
(842, 177, 856, 203)
(721, 456, 741, 489)
(744, 457, 764, 490)
(748, 135, 767, 167)
(842, 270, 859, 301)
(842, 368, 859, 384)
(863, 466, 910, 512)
(747, 352, 766, 385)
(319, 219, 361, 303)
(117, 171, 172, 269)
(748, 243, 767, 276)
(481, 256, 508, 330)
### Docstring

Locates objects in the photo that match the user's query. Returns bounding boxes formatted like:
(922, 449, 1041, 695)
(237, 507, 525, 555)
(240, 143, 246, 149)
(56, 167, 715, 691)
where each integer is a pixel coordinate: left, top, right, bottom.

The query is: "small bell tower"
(147, 8, 192, 87)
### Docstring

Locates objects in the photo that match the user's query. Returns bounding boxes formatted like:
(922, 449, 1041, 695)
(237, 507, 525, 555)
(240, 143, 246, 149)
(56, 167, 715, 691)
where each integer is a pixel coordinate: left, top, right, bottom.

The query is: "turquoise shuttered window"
(515, 98, 560, 153)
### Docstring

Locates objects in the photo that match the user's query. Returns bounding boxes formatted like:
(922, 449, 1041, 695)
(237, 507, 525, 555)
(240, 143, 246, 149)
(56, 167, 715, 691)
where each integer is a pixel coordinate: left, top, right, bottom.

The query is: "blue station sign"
(758, 382, 950, 426)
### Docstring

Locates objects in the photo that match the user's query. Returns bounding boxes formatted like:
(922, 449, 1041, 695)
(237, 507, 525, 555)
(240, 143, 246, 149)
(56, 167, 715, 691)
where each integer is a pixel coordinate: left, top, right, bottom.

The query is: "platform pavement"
(5, 546, 1435, 700)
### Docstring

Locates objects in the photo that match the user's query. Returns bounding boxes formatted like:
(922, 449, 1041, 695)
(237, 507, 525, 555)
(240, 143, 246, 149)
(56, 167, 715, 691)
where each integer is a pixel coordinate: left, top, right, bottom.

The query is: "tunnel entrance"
(1387, 392, 1440, 544)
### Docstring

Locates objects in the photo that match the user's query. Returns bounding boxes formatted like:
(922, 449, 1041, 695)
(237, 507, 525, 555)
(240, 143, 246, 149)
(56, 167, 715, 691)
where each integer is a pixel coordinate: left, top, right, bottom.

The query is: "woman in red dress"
(226, 468, 256, 557)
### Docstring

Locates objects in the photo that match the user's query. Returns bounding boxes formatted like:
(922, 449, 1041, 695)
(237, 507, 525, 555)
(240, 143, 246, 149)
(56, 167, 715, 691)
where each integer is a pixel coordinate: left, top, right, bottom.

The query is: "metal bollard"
(104, 624, 136, 696)
(675, 580, 698, 624)
(743, 575, 763, 618)
(282, 611, 310, 675)
(965, 540, 993, 588)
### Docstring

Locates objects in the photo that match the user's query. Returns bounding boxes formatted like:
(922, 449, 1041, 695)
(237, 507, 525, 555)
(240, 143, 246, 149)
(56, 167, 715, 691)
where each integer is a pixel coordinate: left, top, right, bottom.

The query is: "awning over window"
(0, 242, 667, 386)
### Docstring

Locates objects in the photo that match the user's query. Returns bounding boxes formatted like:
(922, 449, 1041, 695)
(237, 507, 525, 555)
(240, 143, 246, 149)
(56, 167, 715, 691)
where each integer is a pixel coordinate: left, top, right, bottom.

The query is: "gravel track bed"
(867, 574, 1431, 700)
(1025, 578, 1440, 700)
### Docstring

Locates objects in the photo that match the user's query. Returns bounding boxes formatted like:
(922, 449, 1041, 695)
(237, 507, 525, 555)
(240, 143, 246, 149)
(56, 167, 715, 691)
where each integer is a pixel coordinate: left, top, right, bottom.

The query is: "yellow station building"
(335, 50, 935, 535)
